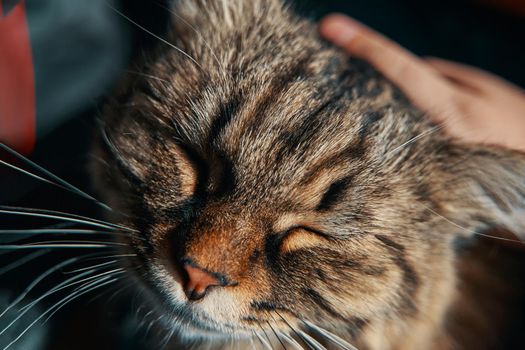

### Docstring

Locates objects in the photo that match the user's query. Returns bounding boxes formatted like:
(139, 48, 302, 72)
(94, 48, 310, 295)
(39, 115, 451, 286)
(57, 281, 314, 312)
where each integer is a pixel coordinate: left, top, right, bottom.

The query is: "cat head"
(92, 0, 525, 345)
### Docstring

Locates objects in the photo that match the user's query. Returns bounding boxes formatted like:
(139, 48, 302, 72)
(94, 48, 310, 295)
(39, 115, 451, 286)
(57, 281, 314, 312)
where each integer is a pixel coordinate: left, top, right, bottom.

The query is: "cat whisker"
(267, 320, 288, 350)
(3, 275, 121, 350)
(0, 243, 122, 250)
(253, 330, 273, 350)
(0, 253, 109, 319)
(0, 265, 113, 336)
(124, 69, 171, 84)
(79, 253, 138, 262)
(0, 206, 134, 232)
(0, 250, 49, 276)
(275, 311, 312, 350)
(144, 315, 161, 340)
(105, 3, 203, 70)
(0, 159, 59, 188)
(267, 313, 304, 350)
(69, 268, 125, 294)
(0, 228, 146, 243)
(0, 229, 112, 235)
(62, 259, 119, 274)
(425, 205, 525, 244)
(257, 321, 276, 349)
(277, 332, 304, 350)
(295, 330, 327, 350)
(137, 309, 155, 330)
(0, 205, 138, 233)
(385, 125, 443, 156)
(44, 272, 124, 323)
(0, 142, 112, 212)
(153, 0, 226, 76)
(159, 317, 177, 349)
(9, 240, 128, 247)
(248, 335, 257, 350)
(302, 320, 359, 350)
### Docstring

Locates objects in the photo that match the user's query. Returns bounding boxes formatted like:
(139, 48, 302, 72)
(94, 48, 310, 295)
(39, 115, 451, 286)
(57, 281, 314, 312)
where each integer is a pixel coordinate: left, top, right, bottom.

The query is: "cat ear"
(439, 145, 525, 243)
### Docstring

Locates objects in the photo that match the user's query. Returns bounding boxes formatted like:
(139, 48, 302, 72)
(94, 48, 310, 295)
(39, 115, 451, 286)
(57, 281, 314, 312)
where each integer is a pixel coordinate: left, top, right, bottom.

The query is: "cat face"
(92, 0, 525, 346)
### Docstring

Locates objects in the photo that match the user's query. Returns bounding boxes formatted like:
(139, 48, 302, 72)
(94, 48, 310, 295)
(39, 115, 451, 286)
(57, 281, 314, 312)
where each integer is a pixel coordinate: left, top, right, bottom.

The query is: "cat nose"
(182, 262, 223, 301)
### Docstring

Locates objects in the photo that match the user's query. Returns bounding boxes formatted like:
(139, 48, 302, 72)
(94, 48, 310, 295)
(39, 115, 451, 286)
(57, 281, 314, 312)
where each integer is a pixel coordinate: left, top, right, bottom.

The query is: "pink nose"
(182, 263, 222, 301)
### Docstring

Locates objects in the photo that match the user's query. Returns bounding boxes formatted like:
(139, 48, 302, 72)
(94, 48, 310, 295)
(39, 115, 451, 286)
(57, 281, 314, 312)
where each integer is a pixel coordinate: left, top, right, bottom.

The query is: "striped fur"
(92, 0, 525, 348)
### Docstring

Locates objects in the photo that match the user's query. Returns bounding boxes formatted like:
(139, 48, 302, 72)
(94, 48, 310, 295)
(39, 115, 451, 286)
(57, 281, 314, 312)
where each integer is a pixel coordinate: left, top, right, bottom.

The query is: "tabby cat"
(92, 0, 525, 349)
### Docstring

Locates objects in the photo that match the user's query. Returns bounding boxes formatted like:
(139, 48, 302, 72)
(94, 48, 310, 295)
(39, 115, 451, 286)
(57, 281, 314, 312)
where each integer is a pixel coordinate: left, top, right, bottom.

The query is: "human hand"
(320, 15, 525, 152)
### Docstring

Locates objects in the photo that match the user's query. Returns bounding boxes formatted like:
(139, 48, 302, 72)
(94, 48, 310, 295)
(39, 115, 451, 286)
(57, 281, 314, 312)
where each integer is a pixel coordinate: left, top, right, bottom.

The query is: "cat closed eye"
(279, 226, 329, 253)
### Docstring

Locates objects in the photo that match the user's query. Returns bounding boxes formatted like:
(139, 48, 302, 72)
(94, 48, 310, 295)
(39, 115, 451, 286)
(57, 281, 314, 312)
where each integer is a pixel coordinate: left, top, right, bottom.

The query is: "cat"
(88, 0, 525, 349)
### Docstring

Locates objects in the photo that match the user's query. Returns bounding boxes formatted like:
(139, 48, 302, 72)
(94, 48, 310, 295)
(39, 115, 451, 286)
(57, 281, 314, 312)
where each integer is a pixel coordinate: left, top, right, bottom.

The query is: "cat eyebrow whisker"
(425, 205, 525, 244)
(0, 143, 113, 212)
(302, 320, 359, 350)
(105, 3, 203, 71)
(124, 69, 171, 84)
(385, 125, 443, 156)
(0, 205, 138, 233)
(153, 0, 227, 77)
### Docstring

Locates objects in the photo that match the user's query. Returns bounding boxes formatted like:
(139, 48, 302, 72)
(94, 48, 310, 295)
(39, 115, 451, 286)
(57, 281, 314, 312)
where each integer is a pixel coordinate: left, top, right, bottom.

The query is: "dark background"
(1, 0, 524, 349)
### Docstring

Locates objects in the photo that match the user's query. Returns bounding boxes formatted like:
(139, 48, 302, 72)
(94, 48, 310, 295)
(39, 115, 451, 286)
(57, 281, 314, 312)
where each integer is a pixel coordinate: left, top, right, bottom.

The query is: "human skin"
(319, 15, 525, 152)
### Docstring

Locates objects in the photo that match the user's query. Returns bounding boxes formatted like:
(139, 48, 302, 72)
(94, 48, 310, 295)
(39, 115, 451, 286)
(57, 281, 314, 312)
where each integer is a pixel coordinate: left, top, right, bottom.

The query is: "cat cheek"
(280, 228, 327, 254)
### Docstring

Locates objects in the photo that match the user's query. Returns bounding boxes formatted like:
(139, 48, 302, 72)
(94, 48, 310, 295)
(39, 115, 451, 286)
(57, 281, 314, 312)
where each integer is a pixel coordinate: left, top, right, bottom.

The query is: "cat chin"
(161, 316, 253, 342)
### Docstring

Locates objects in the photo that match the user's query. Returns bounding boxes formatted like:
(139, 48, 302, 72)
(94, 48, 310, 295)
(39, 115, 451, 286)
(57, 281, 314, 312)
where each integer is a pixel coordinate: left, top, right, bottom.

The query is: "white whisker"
(0, 250, 49, 276)
(124, 69, 171, 83)
(0, 244, 119, 250)
(0, 205, 138, 233)
(0, 254, 105, 319)
(0, 142, 112, 211)
(155, 1, 225, 75)
(0, 208, 125, 232)
(1, 267, 104, 333)
(267, 321, 287, 350)
(105, 4, 202, 70)
(386, 125, 443, 156)
(253, 331, 273, 350)
(45, 275, 121, 323)
(303, 320, 358, 350)
(17, 268, 124, 314)
(70, 268, 125, 294)
(0, 228, 145, 242)
(2, 276, 120, 350)
(278, 332, 303, 350)
(63, 260, 118, 274)
(426, 206, 525, 244)
(296, 330, 326, 350)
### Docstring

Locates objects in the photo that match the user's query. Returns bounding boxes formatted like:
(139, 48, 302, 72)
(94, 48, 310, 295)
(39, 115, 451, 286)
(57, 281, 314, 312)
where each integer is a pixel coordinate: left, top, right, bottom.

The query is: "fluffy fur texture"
(92, 0, 525, 348)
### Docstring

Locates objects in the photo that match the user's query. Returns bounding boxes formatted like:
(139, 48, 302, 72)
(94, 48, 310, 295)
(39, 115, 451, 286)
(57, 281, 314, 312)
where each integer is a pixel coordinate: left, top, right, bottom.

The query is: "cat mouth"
(135, 261, 255, 335)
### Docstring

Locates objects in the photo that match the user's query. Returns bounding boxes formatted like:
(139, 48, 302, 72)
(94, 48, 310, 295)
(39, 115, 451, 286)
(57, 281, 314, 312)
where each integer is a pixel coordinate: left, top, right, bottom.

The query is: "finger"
(426, 57, 525, 98)
(319, 15, 457, 123)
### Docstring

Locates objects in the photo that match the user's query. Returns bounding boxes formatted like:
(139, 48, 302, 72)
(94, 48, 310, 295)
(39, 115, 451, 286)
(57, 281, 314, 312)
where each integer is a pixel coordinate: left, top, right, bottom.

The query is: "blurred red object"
(0, 0, 36, 155)
(476, 0, 525, 16)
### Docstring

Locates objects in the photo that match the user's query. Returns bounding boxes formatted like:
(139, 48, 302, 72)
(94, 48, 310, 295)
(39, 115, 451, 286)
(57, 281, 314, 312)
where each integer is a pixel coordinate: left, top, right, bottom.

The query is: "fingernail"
(322, 19, 359, 46)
